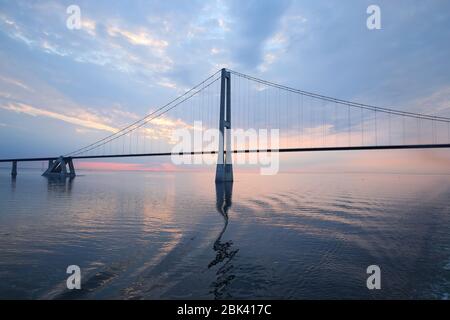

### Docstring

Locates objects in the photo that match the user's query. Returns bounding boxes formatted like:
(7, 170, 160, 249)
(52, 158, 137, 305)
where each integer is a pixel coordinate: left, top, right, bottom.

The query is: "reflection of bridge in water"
(1, 68, 450, 181)
(209, 182, 238, 299)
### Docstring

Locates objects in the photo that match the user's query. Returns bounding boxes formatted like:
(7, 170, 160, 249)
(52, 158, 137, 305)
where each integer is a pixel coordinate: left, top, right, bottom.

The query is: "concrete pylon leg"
(224, 67, 233, 182)
(11, 161, 17, 176)
(224, 121, 233, 182)
(43, 159, 56, 176)
(215, 68, 233, 182)
(59, 158, 67, 177)
(67, 158, 76, 177)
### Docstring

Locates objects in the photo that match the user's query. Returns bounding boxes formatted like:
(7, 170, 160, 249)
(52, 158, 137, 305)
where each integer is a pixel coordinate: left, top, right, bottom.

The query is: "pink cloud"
(279, 149, 450, 174)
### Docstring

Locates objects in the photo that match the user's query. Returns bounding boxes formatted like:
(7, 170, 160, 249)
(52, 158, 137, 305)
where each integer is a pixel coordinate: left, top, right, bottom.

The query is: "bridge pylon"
(42, 156, 76, 178)
(215, 68, 233, 182)
(11, 161, 17, 177)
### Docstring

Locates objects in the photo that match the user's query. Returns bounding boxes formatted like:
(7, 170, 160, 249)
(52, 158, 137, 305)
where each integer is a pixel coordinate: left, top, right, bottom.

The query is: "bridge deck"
(1, 144, 449, 162)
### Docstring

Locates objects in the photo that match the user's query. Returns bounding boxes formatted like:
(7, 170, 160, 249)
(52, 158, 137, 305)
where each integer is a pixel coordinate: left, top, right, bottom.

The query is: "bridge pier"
(11, 161, 17, 177)
(42, 156, 75, 178)
(215, 68, 233, 182)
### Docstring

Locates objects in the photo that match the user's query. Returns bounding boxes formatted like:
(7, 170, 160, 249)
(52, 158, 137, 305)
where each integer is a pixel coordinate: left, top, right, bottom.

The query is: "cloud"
(0, 100, 198, 150)
(0, 75, 33, 92)
(1, 102, 119, 133)
(81, 18, 97, 36)
(75, 127, 94, 134)
(0, 7, 173, 79)
(41, 40, 69, 57)
(343, 149, 450, 174)
(226, 0, 292, 70)
(107, 26, 168, 48)
(157, 79, 178, 89)
(408, 85, 450, 117)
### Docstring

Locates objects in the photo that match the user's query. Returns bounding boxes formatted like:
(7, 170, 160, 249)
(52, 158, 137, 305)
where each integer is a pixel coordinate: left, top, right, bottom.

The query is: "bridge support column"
(11, 161, 17, 177)
(67, 158, 76, 176)
(215, 68, 233, 182)
(42, 156, 75, 178)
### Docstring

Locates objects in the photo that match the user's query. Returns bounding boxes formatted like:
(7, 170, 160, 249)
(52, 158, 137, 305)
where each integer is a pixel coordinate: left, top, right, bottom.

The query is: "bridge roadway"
(1, 143, 450, 163)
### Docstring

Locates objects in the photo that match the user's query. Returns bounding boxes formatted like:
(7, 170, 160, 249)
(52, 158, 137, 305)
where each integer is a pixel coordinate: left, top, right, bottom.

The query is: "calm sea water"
(0, 168, 449, 299)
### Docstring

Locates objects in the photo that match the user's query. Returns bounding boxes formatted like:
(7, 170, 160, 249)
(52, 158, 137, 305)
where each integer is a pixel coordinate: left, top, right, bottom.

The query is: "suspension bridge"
(1, 68, 450, 181)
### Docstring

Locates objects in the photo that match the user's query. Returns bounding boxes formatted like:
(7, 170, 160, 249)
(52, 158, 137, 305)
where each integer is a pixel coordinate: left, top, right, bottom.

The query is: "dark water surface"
(1, 169, 449, 299)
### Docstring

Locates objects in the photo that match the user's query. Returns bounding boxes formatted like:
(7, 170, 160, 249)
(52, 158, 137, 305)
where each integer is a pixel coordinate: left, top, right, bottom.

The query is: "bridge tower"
(11, 161, 17, 177)
(215, 68, 233, 182)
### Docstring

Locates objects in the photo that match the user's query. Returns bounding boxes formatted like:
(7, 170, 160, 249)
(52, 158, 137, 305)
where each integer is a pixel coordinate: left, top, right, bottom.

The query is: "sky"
(0, 0, 450, 173)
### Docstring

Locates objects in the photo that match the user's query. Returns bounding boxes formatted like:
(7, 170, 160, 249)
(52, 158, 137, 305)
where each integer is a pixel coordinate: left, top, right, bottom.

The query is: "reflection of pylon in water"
(209, 182, 238, 299)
